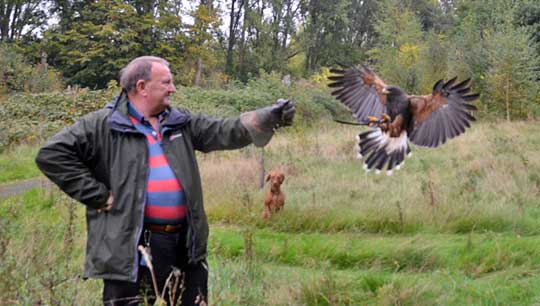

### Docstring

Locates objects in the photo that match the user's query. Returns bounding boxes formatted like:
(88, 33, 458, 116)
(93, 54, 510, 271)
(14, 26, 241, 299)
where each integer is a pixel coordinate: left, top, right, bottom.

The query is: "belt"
(144, 223, 183, 233)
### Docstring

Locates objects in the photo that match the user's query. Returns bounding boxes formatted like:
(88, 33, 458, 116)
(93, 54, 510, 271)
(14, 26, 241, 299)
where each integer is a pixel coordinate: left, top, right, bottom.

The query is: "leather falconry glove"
(263, 98, 296, 129)
(240, 99, 296, 147)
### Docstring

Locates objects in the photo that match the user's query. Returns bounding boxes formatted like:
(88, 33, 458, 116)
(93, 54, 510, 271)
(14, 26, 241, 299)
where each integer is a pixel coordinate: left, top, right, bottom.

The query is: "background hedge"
(0, 73, 341, 152)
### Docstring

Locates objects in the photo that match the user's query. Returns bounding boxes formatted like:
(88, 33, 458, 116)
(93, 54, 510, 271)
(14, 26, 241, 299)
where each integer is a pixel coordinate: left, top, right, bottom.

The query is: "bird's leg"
(388, 116, 404, 137)
(378, 114, 392, 132)
(367, 116, 379, 127)
(381, 113, 391, 123)
(367, 116, 378, 122)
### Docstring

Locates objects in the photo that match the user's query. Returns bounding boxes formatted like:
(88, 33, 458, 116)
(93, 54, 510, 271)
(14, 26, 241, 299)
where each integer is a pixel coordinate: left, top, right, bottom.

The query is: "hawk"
(328, 65, 479, 175)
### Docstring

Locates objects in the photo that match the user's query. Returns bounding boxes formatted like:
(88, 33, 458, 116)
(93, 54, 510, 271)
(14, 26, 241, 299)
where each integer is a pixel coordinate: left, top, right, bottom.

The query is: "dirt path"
(0, 177, 52, 200)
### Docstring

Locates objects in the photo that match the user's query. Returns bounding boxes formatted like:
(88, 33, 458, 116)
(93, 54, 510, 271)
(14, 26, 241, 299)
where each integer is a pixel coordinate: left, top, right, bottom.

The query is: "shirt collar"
(127, 101, 170, 124)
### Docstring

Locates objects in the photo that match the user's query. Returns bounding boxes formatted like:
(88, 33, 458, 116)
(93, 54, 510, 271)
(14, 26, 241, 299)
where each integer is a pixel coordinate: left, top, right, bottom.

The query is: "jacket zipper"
(131, 132, 149, 282)
(162, 129, 197, 263)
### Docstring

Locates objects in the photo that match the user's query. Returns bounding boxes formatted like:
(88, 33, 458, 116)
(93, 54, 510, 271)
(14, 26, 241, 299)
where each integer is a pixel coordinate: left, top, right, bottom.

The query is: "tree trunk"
(255, 0, 265, 42)
(0, 4, 13, 41)
(9, 4, 21, 40)
(193, 58, 203, 86)
(506, 75, 510, 122)
(225, 0, 238, 75)
(282, 0, 297, 50)
(238, 0, 248, 78)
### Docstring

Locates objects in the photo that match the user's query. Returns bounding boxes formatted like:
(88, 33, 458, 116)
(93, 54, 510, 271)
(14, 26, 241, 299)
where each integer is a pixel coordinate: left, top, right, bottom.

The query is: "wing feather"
(451, 78, 471, 91)
(457, 87, 471, 95)
(328, 65, 388, 122)
(408, 77, 479, 147)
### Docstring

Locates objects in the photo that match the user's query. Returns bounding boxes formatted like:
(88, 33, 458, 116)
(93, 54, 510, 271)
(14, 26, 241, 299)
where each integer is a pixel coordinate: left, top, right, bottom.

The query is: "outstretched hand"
(271, 99, 295, 128)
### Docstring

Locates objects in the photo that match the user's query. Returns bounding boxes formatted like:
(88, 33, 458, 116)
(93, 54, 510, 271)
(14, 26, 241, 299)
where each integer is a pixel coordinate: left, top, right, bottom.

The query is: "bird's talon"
(381, 114, 391, 122)
(367, 116, 378, 122)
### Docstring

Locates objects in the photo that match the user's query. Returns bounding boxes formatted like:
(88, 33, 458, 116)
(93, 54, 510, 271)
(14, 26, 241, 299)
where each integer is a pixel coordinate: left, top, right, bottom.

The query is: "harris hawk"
(328, 65, 479, 175)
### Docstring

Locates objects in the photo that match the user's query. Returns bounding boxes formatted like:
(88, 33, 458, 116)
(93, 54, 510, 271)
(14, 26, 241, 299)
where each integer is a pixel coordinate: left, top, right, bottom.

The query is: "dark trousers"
(102, 229, 208, 306)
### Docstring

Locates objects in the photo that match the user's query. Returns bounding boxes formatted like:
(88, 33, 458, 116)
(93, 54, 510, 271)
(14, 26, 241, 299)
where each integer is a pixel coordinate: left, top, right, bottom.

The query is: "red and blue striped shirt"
(128, 103, 187, 225)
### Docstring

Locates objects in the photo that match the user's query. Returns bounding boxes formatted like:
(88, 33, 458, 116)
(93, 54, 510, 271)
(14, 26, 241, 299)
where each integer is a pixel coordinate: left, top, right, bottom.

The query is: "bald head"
(119, 56, 170, 93)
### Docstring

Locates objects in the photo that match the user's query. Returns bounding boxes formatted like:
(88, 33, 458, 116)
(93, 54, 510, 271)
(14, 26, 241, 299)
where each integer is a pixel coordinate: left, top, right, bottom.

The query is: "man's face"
(145, 62, 176, 114)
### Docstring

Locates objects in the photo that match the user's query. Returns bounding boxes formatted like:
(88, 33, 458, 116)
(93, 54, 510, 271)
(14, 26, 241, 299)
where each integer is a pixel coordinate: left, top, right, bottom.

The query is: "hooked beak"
(382, 87, 390, 94)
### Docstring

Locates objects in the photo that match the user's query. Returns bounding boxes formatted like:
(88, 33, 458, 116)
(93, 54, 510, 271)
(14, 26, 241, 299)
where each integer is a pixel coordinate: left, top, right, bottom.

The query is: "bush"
(0, 75, 337, 151)
(0, 44, 63, 94)
(0, 87, 115, 151)
(177, 70, 337, 119)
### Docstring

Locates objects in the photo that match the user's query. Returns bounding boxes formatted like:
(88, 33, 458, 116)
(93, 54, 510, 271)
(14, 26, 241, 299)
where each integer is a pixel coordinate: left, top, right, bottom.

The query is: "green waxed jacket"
(35, 92, 271, 282)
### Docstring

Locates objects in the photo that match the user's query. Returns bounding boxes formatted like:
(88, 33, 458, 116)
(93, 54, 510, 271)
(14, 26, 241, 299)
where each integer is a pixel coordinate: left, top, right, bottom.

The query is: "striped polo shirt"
(128, 103, 187, 225)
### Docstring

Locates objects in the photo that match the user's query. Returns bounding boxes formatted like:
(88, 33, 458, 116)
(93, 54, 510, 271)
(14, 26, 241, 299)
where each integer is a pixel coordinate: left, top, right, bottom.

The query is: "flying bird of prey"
(328, 65, 479, 175)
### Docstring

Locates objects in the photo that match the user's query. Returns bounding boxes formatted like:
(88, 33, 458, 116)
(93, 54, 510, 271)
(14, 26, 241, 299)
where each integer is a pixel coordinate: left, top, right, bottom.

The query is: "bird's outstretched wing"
(328, 65, 388, 123)
(408, 77, 479, 148)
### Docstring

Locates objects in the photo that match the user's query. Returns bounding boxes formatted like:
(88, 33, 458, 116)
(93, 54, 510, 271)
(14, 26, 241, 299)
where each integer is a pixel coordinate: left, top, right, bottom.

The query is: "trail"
(0, 177, 51, 199)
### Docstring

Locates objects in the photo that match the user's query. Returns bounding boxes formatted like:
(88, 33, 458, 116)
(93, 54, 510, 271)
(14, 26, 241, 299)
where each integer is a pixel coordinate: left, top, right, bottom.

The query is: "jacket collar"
(107, 90, 190, 133)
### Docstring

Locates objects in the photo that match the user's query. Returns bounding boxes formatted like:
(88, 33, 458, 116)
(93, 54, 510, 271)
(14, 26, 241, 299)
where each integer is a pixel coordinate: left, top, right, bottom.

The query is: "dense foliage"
(0, 0, 539, 131)
(0, 73, 338, 151)
(0, 45, 63, 94)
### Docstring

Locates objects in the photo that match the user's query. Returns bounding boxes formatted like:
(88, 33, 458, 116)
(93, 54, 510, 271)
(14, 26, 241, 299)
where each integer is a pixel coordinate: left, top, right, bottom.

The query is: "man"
(35, 56, 295, 305)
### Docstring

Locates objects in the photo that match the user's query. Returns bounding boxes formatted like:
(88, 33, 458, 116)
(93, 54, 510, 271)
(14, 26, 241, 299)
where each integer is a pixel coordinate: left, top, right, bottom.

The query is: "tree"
(369, 0, 425, 93)
(45, 0, 188, 89)
(448, 0, 540, 119)
(44, 0, 146, 88)
(484, 5, 540, 120)
(515, 0, 540, 55)
(0, 44, 62, 94)
(300, 0, 379, 74)
(0, 0, 47, 41)
(181, 0, 223, 87)
(399, 0, 455, 33)
(225, 0, 245, 76)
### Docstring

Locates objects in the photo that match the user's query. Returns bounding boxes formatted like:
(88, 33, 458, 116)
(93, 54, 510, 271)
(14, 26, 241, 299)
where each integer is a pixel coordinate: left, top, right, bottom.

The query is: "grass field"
(0, 145, 40, 183)
(1, 121, 539, 305)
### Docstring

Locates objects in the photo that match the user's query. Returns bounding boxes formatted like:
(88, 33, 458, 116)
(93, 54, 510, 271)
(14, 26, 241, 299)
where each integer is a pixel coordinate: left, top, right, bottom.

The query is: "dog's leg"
(262, 206, 271, 219)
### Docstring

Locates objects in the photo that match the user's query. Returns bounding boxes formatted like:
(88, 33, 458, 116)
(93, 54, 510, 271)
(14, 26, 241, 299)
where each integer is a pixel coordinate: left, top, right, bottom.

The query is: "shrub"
(1, 74, 337, 151)
(0, 44, 63, 94)
(0, 87, 115, 151)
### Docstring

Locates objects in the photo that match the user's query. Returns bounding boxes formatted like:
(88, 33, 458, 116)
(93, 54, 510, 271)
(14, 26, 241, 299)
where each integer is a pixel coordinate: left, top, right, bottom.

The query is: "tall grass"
(1, 120, 540, 304)
(0, 145, 40, 183)
(0, 188, 101, 305)
(203, 121, 540, 235)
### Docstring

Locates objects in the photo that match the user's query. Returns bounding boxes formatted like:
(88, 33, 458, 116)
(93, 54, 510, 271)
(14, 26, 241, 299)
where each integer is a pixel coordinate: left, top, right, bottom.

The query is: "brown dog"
(263, 171, 285, 219)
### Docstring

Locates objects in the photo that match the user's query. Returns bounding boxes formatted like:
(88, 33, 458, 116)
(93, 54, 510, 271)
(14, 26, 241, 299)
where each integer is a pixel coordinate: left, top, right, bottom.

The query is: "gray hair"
(119, 56, 170, 93)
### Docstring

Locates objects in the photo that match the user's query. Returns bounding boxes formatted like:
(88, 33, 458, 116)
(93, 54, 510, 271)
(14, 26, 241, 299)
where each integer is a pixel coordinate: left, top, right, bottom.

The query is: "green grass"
(209, 258, 540, 306)
(204, 121, 540, 235)
(209, 226, 540, 275)
(0, 145, 40, 183)
(0, 188, 100, 305)
(2, 121, 540, 305)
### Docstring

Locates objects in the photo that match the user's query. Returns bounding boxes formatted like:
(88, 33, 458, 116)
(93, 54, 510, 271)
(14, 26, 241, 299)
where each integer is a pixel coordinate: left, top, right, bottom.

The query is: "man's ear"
(135, 80, 146, 95)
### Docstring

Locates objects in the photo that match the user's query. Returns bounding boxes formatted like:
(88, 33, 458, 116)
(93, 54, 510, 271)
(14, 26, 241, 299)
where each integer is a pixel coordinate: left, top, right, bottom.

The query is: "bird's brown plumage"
(328, 65, 479, 174)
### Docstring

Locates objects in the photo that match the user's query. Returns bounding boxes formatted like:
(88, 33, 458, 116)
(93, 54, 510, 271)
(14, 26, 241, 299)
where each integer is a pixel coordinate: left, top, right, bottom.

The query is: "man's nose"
(169, 83, 177, 93)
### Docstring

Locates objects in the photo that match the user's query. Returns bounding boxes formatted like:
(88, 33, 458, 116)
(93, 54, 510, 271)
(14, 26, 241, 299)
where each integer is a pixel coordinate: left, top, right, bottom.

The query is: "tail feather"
(356, 128, 411, 172)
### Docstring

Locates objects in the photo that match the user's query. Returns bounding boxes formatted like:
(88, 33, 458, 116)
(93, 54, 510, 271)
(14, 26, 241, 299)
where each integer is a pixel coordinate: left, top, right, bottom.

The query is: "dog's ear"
(279, 174, 285, 183)
(265, 173, 271, 182)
